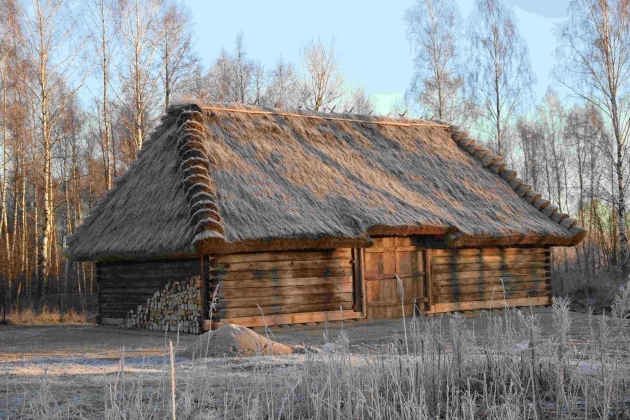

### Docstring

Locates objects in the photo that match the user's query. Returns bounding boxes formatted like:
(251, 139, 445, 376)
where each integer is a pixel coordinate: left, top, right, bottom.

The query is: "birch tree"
(159, 1, 200, 110)
(266, 58, 300, 109)
(299, 38, 344, 112)
(86, 0, 115, 190)
(467, 0, 535, 158)
(556, 0, 630, 271)
(116, 0, 162, 151)
(21, 0, 85, 309)
(404, 0, 472, 123)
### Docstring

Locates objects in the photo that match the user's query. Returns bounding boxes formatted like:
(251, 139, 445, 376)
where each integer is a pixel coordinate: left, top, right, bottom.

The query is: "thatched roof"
(65, 103, 585, 261)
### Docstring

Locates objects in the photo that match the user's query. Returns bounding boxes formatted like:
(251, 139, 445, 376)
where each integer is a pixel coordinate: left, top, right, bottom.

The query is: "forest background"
(0, 0, 627, 315)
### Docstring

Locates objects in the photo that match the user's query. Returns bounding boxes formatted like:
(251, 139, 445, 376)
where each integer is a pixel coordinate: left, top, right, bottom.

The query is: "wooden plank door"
(364, 238, 427, 319)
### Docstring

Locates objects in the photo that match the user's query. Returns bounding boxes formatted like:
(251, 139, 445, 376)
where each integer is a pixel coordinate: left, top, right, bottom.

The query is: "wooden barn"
(64, 103, 586, 333)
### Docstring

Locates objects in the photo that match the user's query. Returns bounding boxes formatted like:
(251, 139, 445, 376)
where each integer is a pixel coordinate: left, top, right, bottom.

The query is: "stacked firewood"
(125, 276, 203, 334)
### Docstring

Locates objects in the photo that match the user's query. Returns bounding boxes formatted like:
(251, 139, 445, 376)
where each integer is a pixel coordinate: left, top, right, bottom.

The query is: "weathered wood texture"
(429, 247, 551, 309)
(97, 258, 201, 321)
(209, 249, 355, 327)
(205, 309, 363, 330)
(364, 237, 427, 319)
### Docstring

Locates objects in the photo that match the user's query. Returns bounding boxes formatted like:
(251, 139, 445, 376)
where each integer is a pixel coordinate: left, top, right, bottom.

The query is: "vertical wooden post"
(200, 255, 208, 333)
(425, 248, 433, 314)
(545, 246, 553, 304)
(361, 248, 367, 318)
(352, 248, 364, 313)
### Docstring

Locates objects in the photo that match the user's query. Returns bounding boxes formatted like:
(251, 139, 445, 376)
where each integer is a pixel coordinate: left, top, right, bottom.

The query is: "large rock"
(182, 323, 293, 358)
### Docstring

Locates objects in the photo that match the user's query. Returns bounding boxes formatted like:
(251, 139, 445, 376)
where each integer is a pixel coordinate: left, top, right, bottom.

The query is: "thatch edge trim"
(175, 105, 227, 252)
(439, 121, 586, 244)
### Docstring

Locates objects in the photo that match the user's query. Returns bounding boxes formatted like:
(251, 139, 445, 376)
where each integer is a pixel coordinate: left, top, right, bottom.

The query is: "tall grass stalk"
(3, 285, 630, 419)
(395, 274, 409, 356)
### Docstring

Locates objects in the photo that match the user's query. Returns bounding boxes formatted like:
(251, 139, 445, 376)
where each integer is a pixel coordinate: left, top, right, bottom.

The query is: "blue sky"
(184, 0, 572, 114)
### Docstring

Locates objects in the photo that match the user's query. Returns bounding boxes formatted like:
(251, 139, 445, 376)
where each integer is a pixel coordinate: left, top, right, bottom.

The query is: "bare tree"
(0, 0, 20, 306)
(265, 57, 300, 109)
(204, 33, 258, 104)
(556, 0, 630, 271)
(115, 0, 162, 150)
(86, 0, 115, 190)
(299, 38, 344, 111)
(467, 0, 535, 158)
(20, 0, 85, 308)
(343, 86, 374, 115)
(516, 117, 544, 192)
(404, 0, 473, 124)
(159, 1, 201, 110)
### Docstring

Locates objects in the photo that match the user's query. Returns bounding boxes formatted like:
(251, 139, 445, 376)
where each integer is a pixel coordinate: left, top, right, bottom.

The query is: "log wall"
(97, 258, 201, 324)
(429, 247, 551, 312)
(207, 249, 362, 328)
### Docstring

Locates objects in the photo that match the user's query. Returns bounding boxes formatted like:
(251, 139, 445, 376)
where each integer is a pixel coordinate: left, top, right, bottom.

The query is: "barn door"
(364, 238, 427, 319)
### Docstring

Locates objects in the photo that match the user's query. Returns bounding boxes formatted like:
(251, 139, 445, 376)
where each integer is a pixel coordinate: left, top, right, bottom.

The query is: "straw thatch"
(65, 103, 585, 261)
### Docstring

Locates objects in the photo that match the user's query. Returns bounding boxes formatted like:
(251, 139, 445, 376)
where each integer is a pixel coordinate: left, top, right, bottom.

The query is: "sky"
(184, 0, 572, 115)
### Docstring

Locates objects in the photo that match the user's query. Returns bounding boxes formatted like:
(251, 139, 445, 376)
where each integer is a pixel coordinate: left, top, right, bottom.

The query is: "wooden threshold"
(203, 310, 365, 330)
(430, 296, 551, 313)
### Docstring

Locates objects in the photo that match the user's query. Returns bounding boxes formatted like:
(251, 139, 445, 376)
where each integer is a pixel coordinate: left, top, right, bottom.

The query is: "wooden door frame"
(351, 248, 366, 314)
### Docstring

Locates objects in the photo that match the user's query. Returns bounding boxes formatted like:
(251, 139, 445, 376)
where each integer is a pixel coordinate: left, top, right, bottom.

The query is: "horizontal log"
(99, 280, 168, 289)
(433, 267, 548, 281)
(213, 267, 353, 281)
(220, 275, 352, 289)
(438, 281, 551, 295)
(215, 249, 351, 264)
(434, 274, 549, 287)
(365, 272, 425, 281)
(366, 298, 424, 307)
(431, 254, 546, 265)
(208, 310, 364, 329)
(218, 302, 355, 319)
(218, 292, 354, 309)
(432, 261, 549, 274)
(431, 296, 551, 313)
(99, 296, 156, 304)
(218, 282, 353, 299)
(217, 259, 352, 272)
(101, 317, 125, 325)
(436, 289, 550, 303)
(431, 247, 546, 257)
(98, 269, 199, 280)
(99, 288, 169, 295)
(365, 246, 420, 253)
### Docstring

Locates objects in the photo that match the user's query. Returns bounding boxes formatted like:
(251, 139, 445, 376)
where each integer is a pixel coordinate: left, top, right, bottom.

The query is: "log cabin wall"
(96, 258, 202, 325)
(429, 247, 552, 313)
(206, 249, 363, 329)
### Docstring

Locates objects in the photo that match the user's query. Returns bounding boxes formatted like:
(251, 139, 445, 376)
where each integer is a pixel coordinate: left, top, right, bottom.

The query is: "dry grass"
(5, 307, 92, 325)
(2, 284, 630, 419)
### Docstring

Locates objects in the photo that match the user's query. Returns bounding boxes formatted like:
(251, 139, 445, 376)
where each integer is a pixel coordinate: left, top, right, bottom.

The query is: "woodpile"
(124, 275, 203, 333)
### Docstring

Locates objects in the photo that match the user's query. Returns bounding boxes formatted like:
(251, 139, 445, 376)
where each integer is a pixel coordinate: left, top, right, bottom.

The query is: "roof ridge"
(175, 105, 226, 252)
(201, 104, 450, 128)
(440, 121, 584, 234)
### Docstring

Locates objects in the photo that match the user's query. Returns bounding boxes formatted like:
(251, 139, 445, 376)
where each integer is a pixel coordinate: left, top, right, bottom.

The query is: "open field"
(1, 299, 629, 419)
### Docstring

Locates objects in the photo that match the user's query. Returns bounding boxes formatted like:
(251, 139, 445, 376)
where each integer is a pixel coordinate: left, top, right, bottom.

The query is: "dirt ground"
(0, 308, 617, 419)
(0, 307, 593, 361)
